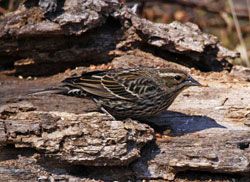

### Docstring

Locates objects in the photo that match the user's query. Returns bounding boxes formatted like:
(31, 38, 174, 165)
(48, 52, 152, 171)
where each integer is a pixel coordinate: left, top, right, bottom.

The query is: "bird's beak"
(186, 76, 201, 86)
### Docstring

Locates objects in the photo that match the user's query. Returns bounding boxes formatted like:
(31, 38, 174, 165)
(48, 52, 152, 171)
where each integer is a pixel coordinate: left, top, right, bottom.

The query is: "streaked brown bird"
(37, 67, 201, 119)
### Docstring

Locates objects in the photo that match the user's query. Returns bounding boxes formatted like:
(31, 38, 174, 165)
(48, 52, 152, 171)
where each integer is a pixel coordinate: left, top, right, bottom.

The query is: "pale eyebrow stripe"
(159, 73, 181, 77)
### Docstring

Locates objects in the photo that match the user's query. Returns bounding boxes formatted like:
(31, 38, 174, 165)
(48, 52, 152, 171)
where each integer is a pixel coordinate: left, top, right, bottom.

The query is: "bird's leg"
(100, 107, 117, 121)
(92, 98, 117, 120)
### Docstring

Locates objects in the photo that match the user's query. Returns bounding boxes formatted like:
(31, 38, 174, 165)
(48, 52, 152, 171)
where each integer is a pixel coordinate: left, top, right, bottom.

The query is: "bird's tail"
(28, 84, 86, 97)
(28, 86, 69, 96)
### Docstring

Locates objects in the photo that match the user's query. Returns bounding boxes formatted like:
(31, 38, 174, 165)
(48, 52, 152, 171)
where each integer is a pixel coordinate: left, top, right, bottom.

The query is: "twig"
(8, 0, 14, 11)
(221, 97, 228, 106)
(228, 0, 250, 67)
(247, 0, 250, 22)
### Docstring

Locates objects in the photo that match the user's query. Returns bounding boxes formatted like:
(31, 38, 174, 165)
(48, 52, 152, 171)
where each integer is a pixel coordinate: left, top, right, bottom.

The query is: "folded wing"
(62, 69, 162, 100)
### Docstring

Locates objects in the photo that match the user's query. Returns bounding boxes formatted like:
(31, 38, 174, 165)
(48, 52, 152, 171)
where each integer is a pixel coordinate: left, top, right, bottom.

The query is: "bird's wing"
(62, 70, 137, 100)
(62, 69, 162, 100)
(112, 70, 162, 98)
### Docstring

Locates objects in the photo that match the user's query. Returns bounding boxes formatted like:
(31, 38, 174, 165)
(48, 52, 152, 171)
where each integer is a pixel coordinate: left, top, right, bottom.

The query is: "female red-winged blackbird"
(37, 67, 201, 119)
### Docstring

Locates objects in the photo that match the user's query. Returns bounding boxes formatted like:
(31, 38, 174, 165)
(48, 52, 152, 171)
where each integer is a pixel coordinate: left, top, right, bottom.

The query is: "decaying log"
(1, 109, 153, 166)
(231, 65, 250, 82)
(1, 53, 250, 181)
(0, 0, 249, 181)
(134, 131, 250, 180)
(131, 66, 250, 180)
(0, 0, 238, 76)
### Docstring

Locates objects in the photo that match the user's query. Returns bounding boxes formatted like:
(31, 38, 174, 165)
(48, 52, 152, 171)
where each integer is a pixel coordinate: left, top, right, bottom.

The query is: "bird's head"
(158, 69, 201, 92)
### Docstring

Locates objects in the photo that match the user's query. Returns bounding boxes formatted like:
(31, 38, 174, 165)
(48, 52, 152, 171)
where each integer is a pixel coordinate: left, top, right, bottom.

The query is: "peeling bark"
(0, 103, 154, 166)
(1, 56, 250, 180)
(133, 131, 250, 180)
(0, 0, 249, 181)
(0, 0, 239, 76)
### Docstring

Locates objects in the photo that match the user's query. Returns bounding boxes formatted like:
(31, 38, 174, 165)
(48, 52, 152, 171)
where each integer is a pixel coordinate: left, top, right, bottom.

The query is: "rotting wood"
(0, 55, 250, 180)
(0, 0, 239, 76)
(0, 0, 249, 181)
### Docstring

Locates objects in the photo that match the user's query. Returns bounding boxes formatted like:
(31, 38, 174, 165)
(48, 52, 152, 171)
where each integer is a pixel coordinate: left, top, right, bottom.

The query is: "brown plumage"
(37, 67, 201, 119)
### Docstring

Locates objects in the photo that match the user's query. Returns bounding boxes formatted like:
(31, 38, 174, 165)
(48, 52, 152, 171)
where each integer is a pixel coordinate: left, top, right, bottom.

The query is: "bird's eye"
(174, 75, 182, 81)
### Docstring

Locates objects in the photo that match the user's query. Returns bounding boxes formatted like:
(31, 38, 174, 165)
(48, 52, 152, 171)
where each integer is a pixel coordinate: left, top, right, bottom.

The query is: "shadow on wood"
(146, 111, 226, 135)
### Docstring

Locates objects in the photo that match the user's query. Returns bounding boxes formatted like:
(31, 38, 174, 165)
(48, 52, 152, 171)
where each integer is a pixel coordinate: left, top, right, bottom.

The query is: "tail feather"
(28, 86, 70, 96)
(28, 85, 87, 97)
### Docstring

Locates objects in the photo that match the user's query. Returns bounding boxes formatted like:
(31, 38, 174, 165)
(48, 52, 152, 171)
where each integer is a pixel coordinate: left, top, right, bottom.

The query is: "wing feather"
(62, 71, 117, 99)
(62, 69, 162, 100)
(101, 75, 138, 100)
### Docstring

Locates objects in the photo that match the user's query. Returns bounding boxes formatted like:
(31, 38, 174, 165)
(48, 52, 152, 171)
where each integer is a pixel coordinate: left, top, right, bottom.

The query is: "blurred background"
(1, 0, 250, 67)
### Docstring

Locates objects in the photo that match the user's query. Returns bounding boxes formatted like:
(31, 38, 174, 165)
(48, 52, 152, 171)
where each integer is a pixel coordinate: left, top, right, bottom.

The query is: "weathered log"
(0, 0, 249, 181)
(230, 65, 250, 82)
(134, 131, 250, 180)
(0, 0, 238, 76)
(1, 109, 154, 166)
(0, 53, 250, 180)
(131, 68, 250, 180)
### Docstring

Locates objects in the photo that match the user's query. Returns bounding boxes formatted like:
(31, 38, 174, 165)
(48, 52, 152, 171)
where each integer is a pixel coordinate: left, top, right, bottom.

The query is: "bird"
(33, 67, 201, 120)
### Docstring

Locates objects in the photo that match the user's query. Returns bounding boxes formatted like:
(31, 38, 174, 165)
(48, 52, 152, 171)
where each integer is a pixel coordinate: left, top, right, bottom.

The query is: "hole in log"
(0, 144, 37, 161)
(237, 142, 250, 150)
